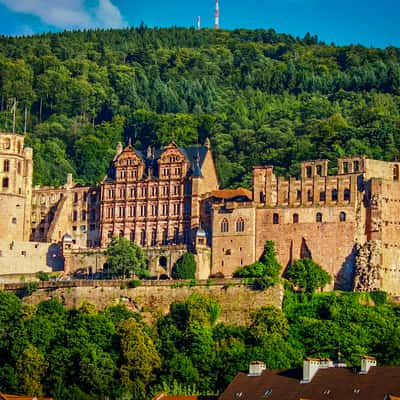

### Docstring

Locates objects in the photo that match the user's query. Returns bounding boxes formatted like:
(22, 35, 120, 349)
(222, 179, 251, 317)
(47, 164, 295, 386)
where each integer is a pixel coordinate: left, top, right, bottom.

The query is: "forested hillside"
(1, 27, 400, 187)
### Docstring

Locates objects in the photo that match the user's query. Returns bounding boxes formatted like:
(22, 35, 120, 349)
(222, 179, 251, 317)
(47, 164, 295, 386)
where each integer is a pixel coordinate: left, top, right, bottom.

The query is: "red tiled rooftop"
(211, 188, 252, 201)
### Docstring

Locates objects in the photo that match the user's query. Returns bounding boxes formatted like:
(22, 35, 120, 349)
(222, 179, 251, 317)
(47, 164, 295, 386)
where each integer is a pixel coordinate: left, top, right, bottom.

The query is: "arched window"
(236, 218, 245, 232)
(339, 212, 346, 222)
(3, 160, 9, 172)
(293, 214, 299, 224)
(344, 188, 350, 201)
(273, 213, 279, 225)
(394, 165, 399, 181)
(2, 177, 9, 188)
(331, 188, 338, 201)
(221, 218, 229, 233)
(316, 212, 323, 223)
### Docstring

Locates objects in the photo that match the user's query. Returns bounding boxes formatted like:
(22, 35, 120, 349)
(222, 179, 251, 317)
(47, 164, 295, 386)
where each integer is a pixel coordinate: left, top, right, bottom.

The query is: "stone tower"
(0, 132, 33, 241)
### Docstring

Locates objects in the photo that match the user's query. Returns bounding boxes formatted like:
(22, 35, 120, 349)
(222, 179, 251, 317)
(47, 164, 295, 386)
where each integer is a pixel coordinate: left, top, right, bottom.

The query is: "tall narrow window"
(394, 165, 399, 181)
(296, 190, 301, 201)
(174, 227, 179, 243)
(273, 213, 279, 225)
(236, 218, 245, 232)
(2, 177, 9, 188)
(339, 212, 346, 222)
(293, 214, 299, 224)
(316, 165, 322, 176)
(307, 190, 313, 202)
(343, 162, 349, 174)
(221, 218, 229, 233)
(151, 230, 157, 246)
(140, 230, 146, 247)
(316, 212, 323, 222)
(162, 229, 168, 245)
(319, 191, 326, 202)
(306, 166, 312, 178)
(130, 230, 135, 242)
(332, 188, 338, 201)
(344, 188, 350, 201)
(354, 160, 360, 172)
(3, 160, 9, 172)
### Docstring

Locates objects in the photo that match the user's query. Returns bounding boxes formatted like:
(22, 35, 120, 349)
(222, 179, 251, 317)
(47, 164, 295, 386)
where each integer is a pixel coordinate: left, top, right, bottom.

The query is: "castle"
(1, 131, 400, 294)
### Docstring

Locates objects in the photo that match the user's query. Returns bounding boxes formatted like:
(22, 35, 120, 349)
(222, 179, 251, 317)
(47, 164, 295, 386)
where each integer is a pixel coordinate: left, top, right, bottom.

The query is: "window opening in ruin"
(316, 212, 323, 222)
(296, 190, 301, 201)
(293, 214, 299, 224)
(140, 230, 146, 246)
(354, 160, 360, 172)
(320, 191, 326, 202)
(332, 188, 338, 201)
(130, 230, 135, 242)
(151, 230, 157, 246)
(2, 177, 9, 188)
(343, 162, 349, 174)
(273, 213, 279, 225)
(174, 228, 179, 243)
(259, 192, 265, 203)
(344, 188, 351, 201)
(159, 256, 167, 269)
(4, 138, 10, 149)
(221, 218, 229, 233)
(3, 159, 9, 172)
(11, 217, 17, 224)
(162, 229, 168, 245)
(73, 211, 78, 221)
(236, 218, 245, 232)
(316, 165, 322, 176)
(306, 166, 312, 178)
(307, 190, 313, 202)
(340, 212, 346, 222)
(394, 165, 399, 181)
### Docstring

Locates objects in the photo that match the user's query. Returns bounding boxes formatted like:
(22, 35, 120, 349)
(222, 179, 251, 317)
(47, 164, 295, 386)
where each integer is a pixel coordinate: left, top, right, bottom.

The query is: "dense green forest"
(1, 27, 400, 187)
(0, 289, 398, 399)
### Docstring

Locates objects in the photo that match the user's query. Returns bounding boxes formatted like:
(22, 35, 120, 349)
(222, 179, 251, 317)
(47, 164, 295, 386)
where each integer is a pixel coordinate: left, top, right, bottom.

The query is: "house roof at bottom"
(218, 367, 400, 400)
(0, 395, 53, 400)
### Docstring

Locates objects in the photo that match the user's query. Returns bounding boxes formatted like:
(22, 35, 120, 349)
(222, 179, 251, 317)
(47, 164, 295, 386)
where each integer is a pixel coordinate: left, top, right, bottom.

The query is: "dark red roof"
(219, 367, 400, 400)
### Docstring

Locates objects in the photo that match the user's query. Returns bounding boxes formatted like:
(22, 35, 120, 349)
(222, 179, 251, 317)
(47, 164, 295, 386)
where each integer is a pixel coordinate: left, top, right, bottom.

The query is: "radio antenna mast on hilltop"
(215, 0, 219, 29)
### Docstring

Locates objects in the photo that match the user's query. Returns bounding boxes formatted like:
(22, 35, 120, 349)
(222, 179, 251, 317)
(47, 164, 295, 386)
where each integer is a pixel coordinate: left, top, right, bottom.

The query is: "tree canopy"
(105, 236, 147, 279)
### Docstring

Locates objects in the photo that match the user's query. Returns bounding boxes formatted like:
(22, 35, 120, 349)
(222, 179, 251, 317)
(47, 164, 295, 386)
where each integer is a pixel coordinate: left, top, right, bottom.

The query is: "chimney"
(360, 356, 377, 374)
(301, 358, 321, 383)
(248, 361, 266, 376)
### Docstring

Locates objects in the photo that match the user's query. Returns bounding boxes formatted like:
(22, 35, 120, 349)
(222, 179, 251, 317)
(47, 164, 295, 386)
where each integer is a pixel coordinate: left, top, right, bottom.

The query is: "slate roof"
(218, 367, 400, 400)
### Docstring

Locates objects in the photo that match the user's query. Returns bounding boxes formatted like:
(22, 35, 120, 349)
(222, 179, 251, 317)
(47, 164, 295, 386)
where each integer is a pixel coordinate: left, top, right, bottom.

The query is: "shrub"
(172, 252, 197, 279)
(36, 271, 50, 281)
(128, 279, 141, 288)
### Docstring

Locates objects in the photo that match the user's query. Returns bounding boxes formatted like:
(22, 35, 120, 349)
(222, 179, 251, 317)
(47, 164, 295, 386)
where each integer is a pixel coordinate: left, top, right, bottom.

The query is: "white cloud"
(0, 0, 126, 29)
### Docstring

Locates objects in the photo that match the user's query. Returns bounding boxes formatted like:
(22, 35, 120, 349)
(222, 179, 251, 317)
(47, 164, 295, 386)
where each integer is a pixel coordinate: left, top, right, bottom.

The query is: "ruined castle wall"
(255, 206, 357, 289)
(376, 180, 400, 294)
(21, 281, 283, 326)
(0, 240, 63, 275)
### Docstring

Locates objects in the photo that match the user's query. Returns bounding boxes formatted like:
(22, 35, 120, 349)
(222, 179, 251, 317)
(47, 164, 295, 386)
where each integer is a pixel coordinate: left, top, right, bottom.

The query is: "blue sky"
(0, 0, 399, 48)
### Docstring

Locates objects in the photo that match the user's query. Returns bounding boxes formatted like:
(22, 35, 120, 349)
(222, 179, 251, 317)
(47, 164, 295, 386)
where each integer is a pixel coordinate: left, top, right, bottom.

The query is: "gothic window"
(316, 165, 322, 176)
(151, 230, 157, 246)
(221, 218, 229, 233)
(293, 214, 299, 224)
(332, 188, 338, 201)
(319, 191, 326, 202)
(140, 230, 146, 246)
(394, 165, 399, 181)
(273, 213, 279, 225)
(2, 177, 9, 188)
(340, 212, 346, 222)
(162, 229, 168, 245)
(316, 212, 323, 223)
(236, 218, 245, 232)
(3, 160, 9, 172)
(344, 188, 350, 201)
(306, 166, 312, 178)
